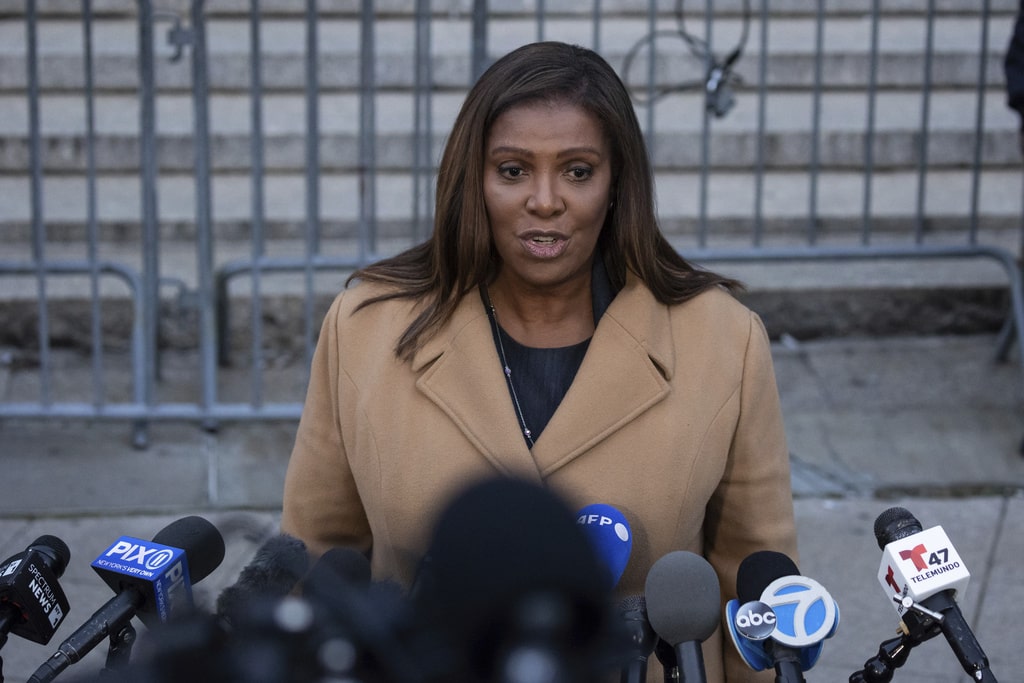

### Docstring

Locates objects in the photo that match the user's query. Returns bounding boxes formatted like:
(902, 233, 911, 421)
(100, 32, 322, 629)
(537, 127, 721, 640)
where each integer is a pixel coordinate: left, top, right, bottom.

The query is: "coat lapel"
(411, 290, 543, 482)
(530, 275, 674, 476)
(409, 276, 675, 481)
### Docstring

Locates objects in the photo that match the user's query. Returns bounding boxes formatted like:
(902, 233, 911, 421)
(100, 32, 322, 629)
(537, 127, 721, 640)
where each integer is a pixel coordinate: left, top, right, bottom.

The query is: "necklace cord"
(481, 286, 535, 448)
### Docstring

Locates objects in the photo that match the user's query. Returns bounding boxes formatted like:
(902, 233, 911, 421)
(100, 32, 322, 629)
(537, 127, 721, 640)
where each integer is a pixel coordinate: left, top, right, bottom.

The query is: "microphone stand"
(765, 641, 805, 683)
(654, 637, 677, 681)
(619, 603, 655, 683)
(849, 600, 943, 682)
(0, 605, 15, 683)
(101, 622, 137, 676)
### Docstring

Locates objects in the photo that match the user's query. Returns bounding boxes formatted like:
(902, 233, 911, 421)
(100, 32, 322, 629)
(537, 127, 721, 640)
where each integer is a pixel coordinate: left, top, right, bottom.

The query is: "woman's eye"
(498, 165, 524, 179)
(569, 166, 592, 180)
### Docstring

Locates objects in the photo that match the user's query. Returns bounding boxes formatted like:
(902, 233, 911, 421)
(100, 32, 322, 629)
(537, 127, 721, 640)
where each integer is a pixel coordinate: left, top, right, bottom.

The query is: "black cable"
(621, 0, 751, 114)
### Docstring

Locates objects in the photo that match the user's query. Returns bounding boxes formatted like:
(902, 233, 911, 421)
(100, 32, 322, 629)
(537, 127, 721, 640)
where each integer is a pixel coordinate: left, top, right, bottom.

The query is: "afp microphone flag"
(575, 503, 632, 589)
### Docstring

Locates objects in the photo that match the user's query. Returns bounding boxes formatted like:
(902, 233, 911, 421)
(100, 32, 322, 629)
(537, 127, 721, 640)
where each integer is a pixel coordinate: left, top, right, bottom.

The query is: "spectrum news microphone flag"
(0, 535, 72, 649)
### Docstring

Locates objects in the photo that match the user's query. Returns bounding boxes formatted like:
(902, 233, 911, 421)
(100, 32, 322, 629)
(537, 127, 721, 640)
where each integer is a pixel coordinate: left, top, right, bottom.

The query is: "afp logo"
(105, 539, 176, 570)
(759, 576, 838, 648)
(576, 513, 630, 543)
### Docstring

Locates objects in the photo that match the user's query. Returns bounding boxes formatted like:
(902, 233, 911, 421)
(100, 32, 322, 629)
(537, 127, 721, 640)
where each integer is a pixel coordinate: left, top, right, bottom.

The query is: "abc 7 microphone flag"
(726, 573, 839, 672)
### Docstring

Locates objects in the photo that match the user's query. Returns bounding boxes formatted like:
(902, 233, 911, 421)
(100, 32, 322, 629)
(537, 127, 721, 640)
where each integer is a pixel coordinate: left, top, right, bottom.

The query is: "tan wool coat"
(281, 272, 798, 683)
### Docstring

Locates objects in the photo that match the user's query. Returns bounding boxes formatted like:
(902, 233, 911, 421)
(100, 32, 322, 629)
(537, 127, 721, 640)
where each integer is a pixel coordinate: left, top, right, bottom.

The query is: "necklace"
(481, 286, 535, 448)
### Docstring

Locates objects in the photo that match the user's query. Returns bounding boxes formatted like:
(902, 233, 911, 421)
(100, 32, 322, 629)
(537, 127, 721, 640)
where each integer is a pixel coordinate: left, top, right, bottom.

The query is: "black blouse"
(487, 254, 618, 447)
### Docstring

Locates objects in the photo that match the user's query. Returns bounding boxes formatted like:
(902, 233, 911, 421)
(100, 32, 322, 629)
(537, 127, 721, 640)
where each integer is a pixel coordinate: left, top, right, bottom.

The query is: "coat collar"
(410, 273, 674, 477)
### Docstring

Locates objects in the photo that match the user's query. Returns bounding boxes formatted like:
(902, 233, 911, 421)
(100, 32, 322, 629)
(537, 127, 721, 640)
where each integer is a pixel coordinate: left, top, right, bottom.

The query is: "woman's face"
(483, 100, 613, 295)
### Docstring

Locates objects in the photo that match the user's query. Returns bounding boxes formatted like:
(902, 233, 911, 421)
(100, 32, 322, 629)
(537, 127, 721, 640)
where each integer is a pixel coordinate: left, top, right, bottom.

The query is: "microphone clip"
(893, 595, 945, 625)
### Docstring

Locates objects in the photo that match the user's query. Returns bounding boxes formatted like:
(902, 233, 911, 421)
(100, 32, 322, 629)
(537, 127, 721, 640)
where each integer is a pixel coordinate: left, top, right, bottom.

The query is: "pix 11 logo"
(104, 539, 177, 571)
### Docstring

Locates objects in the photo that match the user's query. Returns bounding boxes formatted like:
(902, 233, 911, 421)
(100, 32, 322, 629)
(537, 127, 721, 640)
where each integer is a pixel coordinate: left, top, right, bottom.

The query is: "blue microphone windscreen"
(575, 503, 632, 589)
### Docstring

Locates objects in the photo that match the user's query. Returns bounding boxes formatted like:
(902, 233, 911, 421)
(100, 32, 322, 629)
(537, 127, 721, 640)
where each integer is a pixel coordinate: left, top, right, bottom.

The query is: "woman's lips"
(520, 233, 568, 259)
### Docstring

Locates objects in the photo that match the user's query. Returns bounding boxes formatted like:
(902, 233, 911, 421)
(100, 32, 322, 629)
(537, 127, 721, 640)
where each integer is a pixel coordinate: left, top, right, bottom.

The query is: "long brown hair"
(350, 41, 740, 361)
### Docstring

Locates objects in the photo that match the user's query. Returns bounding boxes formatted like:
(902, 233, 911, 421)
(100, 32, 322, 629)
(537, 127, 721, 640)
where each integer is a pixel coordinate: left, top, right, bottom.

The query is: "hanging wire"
(621, 0, 751, 117)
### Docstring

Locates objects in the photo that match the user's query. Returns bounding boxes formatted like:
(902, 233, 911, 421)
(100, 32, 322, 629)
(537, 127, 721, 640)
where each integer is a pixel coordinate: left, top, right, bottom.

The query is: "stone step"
(4, 227, 1021, 295)
(9, 90, 1016, 136)
(3, 0, 1016, 19)
(1, 168, 1020, 242)
(0, 15, 1013, 92)
(3, 126, 1017, 178)
(1, 90, 1018, 170)
(6, 126, 1016, 175)
(1, 236, 1018, 355)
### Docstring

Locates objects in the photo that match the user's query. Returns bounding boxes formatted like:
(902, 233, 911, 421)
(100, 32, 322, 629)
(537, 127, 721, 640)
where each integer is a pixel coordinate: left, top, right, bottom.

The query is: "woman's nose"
(526, 174, 566, 216)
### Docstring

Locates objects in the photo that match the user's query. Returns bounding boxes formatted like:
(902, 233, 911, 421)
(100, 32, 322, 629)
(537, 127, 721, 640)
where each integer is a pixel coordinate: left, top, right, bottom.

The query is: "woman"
(281, 41, 797, 682)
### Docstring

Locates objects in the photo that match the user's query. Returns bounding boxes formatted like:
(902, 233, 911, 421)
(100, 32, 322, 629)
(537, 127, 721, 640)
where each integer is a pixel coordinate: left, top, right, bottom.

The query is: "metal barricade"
(1, 0, 1021, 445)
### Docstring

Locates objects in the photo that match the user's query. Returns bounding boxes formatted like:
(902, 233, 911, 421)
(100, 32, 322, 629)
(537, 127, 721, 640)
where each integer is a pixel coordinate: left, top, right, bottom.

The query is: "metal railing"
(1, 0, 1021, 445)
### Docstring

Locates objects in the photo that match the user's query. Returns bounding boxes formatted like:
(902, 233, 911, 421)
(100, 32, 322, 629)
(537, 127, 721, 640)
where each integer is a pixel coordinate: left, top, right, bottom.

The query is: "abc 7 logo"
(751, 576, 837, 648)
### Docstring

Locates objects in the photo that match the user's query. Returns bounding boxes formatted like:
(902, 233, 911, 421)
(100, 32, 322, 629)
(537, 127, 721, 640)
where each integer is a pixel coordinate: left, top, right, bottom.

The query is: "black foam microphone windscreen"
(26, 535, 72, 577)
(307, 547, 371, 589)
(873, 506, 924, 549)
(215, 533, 309, 626)
(415, 477, 614, 681)
(418, 477, 607, 630)
(152, 515, 227, 584)
(736, 550, 800, 604)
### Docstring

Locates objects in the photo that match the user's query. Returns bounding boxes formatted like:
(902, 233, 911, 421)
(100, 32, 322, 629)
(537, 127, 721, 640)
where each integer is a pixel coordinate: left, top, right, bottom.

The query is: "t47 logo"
(897, 543, 950, 573)
(884, 542, 955, 595)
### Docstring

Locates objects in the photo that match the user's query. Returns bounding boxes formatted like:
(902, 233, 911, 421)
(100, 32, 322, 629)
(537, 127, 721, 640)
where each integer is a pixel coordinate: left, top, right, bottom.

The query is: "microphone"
(643, 550, 720, 683)
(725, 550, 839, 683)
(653, 636, 678, 683)
(0, 536, 71, 647)
(300, 547, 433, 683)
(28, 516, 225, 683)
(575, 503, 632, 590)
(215, 533, 310, 629)
(414, 477, 622, 683)
(94, 547, 370, 683)
(304, 546, 371, 589)
(872, 506, 997, 682)
(617, 595, 656, 683)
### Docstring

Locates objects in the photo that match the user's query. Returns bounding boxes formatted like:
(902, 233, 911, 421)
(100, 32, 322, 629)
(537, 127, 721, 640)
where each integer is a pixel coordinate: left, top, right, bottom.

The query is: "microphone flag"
(876, 524, 970, 618)
(92, 535, 193, 625)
